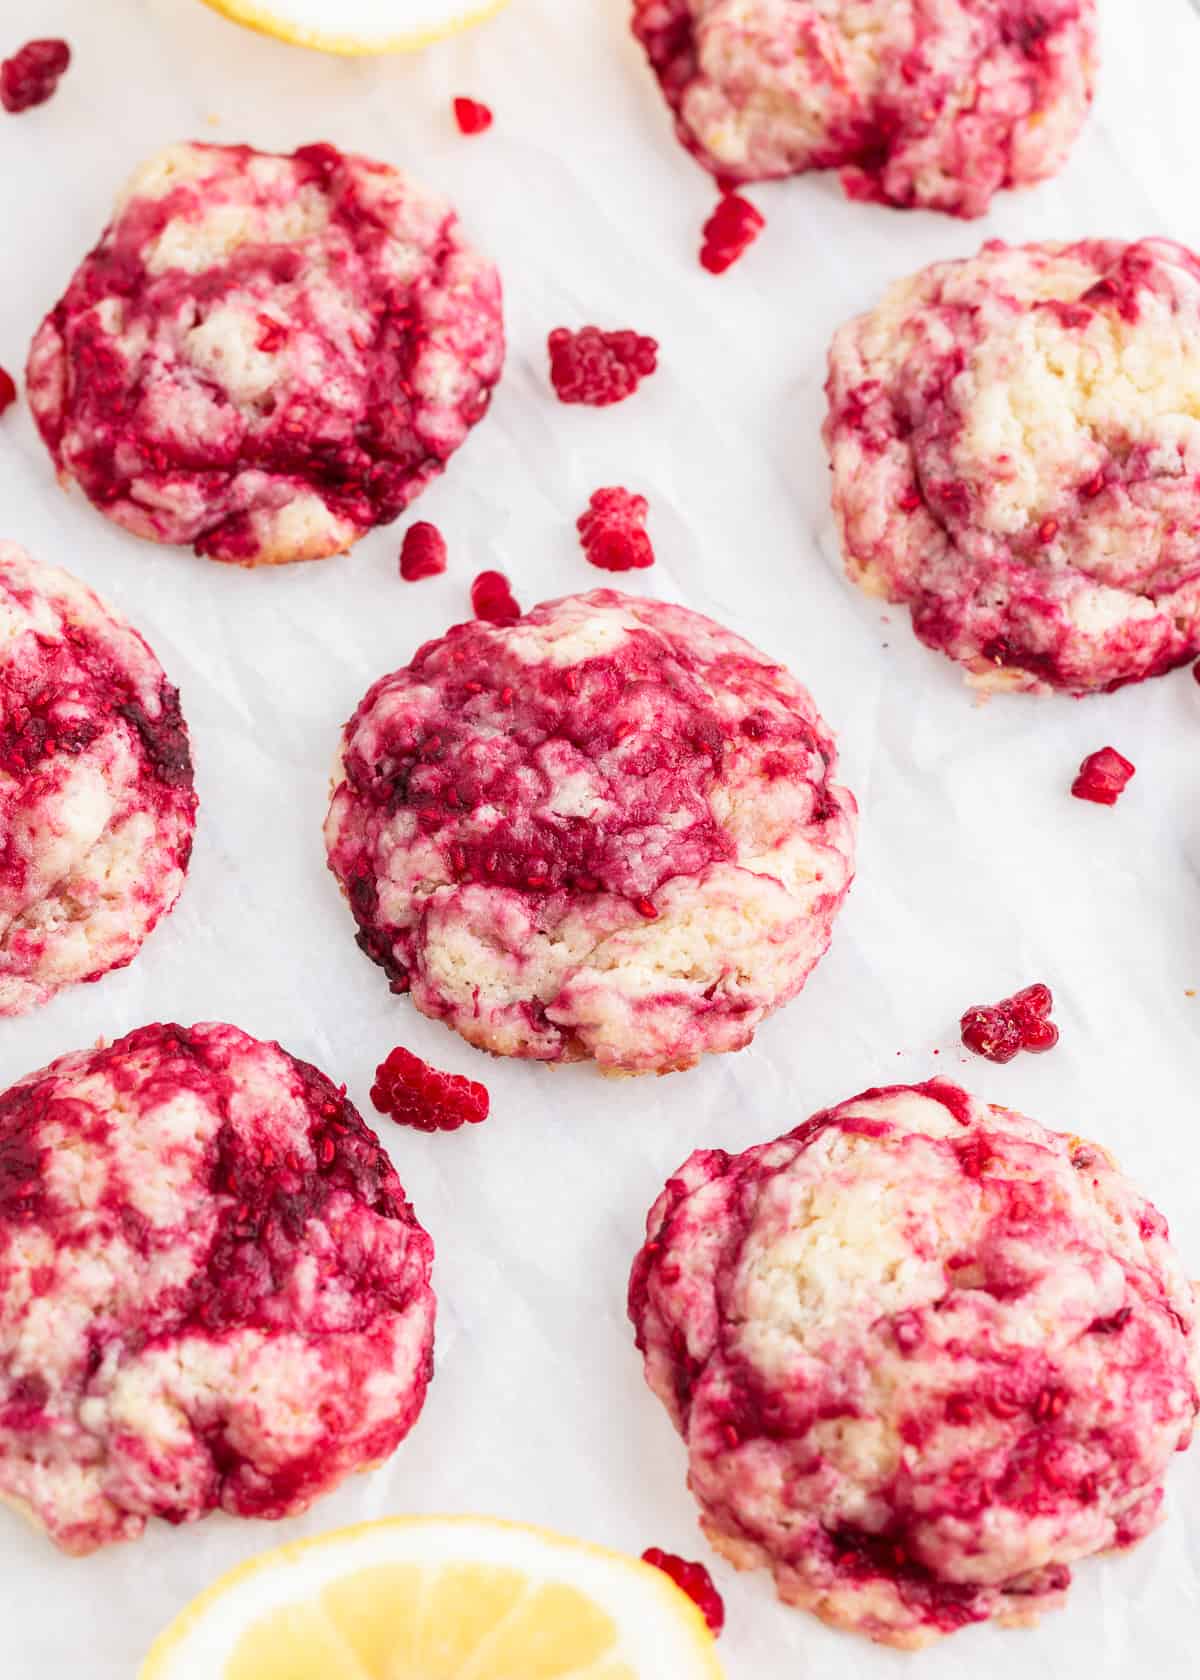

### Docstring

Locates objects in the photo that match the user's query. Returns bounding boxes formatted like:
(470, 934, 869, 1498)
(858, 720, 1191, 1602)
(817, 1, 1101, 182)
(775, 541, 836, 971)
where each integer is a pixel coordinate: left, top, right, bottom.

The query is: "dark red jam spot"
(370, 1045, 490, 1134)
(577, 487, 655, 572)
(470, 570, 521, 625)
(116, 683, 194, 790)
(547, 326, 659, 407)
(0, 1088, 45, 1222)
(0, 365, 16, 414)
(1088, 1305, 1132, 1335)
(1071, 747, 1135, 806)
(453, 96, 493, 135)
(399, 521, 448, 582)
(898, 487, 922, 512)
(0, 38, 70, 113)
(641, 1549, 725, 1636)
(700, 194, 764, 276)
(1082, 470, 1108, 498)
(824, 1525, 986, 1632)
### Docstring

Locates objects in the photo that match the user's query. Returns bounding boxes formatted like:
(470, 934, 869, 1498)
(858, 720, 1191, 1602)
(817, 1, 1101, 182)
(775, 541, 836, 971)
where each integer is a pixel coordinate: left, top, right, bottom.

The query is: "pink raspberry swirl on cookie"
(26, 142, 504, 566)
(630, 1080, 1200, 1647)
(0, 1023, 436, 1555)
(325, 589, 856, 1075)
(632, 1, 1097, 217)
(825, 239, 1200, 693)
(0, 540, 195, 1015)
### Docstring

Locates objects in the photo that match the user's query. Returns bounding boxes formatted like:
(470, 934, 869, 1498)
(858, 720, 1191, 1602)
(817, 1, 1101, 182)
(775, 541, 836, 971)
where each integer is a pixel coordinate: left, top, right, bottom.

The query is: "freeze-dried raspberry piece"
(471, 569, 522, 624)
(399, 522, 448, 582)
(1, 39, 70, 114)
(577, 487, 655, 572)
(370, 1046, 490, 1133)
(700, 194, 764, 275)
(548, 327, 659, 407)
(642, 1548, 725, 1635)
(0, 366, 15, 415)
(1071, 746, 1135, 805)
(453, 97, 493, 135)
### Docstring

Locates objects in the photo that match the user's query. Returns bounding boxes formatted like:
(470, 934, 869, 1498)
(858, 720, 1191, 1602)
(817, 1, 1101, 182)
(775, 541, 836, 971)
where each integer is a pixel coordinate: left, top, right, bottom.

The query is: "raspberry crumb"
(961, 982, 1059, 1064)
(577, 487, 655, 572)
(471, 569, 522, 624)
(399, 522, 447, 582)
(0, 366, 16, 415)
(547, 326, 659, 407)
(1071, 747, 1136, 806)
(1, 39, 70, 113)
(641, 1549, 725, 1636)
(700, 193, 764, 275)
(370, 1045, 489, 1133)
(453, 97, 493, 135)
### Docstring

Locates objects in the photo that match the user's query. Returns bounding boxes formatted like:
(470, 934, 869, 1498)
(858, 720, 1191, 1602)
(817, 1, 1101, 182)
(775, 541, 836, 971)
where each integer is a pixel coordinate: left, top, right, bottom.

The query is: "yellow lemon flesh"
(140, 1515, 727, 1680)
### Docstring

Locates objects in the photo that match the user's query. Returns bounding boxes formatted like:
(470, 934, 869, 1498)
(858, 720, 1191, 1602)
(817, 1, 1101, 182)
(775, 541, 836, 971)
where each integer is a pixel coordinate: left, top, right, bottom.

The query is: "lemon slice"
(139, 1516, 727, 1680)
(197, 0, 510, 55)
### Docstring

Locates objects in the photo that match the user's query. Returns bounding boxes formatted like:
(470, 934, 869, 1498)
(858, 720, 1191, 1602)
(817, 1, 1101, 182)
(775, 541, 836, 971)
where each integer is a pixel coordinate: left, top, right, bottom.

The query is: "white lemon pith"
(198, 0, 509, 55)
(139, 1516, 726, 1679)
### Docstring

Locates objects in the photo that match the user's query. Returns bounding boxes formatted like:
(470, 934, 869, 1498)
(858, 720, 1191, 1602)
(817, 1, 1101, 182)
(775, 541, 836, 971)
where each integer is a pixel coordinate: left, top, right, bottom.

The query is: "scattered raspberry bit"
(1071, 747, 1136, 806)
(399, 521, 448, 582)
(453, 97, 493, 135)
(1, 39, 70, 113)
(547, 326, 659, 407)
(1037, 517, 1059, 544)
(961, 982, 1059, 1064)
(641, 1549, 725, 1636)
(255, 314, 288, 353)
(471, 569, 521, 625)
(577, 487, 655, 572)
(0, 365, 16, 415)
(370, 1045, 489, 1133)
(700, 193, 764, 275)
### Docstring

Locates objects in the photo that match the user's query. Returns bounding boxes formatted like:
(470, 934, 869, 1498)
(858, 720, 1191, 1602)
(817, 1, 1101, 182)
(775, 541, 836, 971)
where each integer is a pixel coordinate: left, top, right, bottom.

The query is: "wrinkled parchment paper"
(1, 1, 1199, 1673)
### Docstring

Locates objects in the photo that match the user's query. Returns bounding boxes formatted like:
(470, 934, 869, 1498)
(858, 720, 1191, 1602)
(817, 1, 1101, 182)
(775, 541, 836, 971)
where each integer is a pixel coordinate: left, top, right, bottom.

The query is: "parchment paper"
(1, 1, 1198, 1673)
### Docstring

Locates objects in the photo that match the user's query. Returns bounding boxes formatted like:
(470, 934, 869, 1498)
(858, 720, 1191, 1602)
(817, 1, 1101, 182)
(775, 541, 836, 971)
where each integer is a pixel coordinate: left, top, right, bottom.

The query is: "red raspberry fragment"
(255, 314, 288, 352)
(700, 193, 764, 275)
(641, 1548, 725, 1636)
(471, 569, 522, 624)
(453, 97, 493, 135)
(370, 1045, 489, 1133)
(577, 487, 655, 573)
(0, 365, 16, 415)
(1, 39, 70, 113)
(547, 326, 659, 407)
(1071, 747, 1135, 806)
(959, 1005, 1022, 1065)
(399, 521, 448, 582)
(961, 982, 1059, 1063)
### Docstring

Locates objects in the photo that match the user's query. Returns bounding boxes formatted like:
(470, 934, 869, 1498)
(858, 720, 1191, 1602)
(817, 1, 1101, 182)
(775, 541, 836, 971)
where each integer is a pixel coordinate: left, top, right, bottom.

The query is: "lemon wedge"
(198, 0, 509, 55)
(139, 1515, 727, 1680)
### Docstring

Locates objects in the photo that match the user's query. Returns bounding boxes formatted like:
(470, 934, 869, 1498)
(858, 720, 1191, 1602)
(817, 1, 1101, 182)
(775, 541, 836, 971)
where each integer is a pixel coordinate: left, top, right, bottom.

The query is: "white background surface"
(1, 1, 1199, 1674)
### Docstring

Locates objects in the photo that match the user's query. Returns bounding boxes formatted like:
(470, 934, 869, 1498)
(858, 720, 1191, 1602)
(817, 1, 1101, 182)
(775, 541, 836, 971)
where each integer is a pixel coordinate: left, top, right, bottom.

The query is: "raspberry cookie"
(825, 239, 1200, 694)
(632, 1, 1097, 217)
(0, 1022, 436, 1555)
(325, 589, 856, 1075)
(0, 540, 195, 1015)
(630, 1080, 1200, 1647)
(26, 141, 504, 566)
